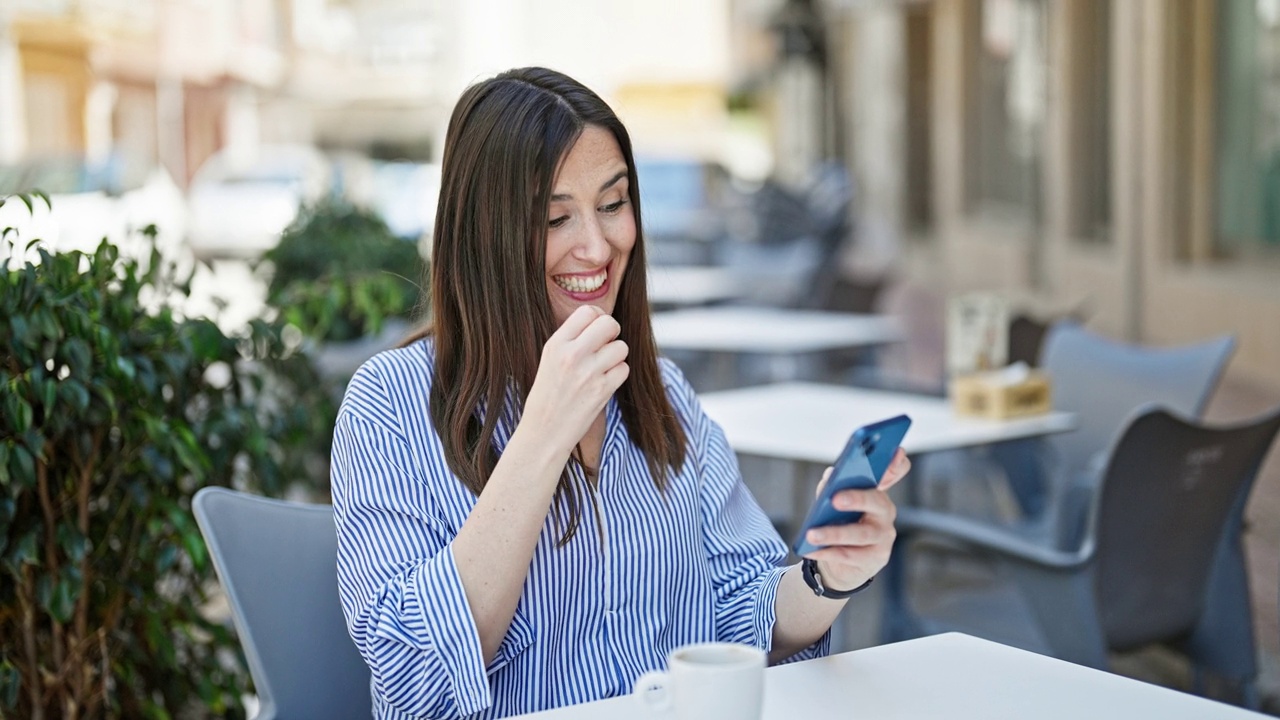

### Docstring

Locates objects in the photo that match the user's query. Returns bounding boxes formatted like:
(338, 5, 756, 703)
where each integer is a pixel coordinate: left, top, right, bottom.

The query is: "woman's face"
(544, 125, 636, 327)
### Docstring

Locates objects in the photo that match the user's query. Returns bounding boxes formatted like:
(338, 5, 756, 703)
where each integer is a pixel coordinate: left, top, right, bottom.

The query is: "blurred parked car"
(0, 154, 186, 259)
(185, 144, 332, 259)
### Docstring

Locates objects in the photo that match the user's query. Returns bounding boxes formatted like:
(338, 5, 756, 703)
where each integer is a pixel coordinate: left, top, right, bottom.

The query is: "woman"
(331, 67, 908, 719)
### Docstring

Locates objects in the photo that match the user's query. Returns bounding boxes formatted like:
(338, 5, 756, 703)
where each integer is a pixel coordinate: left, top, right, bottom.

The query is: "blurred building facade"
(0, 0, 448, 187)
(2, 0, 283, 185)
(802, 0, 1280, 392)
(0, 0, 737, 181)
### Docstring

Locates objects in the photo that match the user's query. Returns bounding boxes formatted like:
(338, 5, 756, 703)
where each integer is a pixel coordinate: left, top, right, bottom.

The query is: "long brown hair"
(405, 67, 687, 545)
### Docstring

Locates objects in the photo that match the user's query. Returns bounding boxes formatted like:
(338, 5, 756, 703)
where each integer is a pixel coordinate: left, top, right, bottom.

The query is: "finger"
(602, 361, 630, 389)
(830, 488, 897, 519)
(805, 515, 893, 548)
(803, 544, 890, 568)
(878, 450, 911, 491)
(553, 305, 606, 342)
(814, 466, 834, 498)
(574, 313, 622, 351)
(594, 339, 629, 372)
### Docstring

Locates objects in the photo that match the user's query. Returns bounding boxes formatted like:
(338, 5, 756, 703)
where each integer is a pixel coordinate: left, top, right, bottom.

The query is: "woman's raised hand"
(802, 449, 910, 591)
(523, 305, 630, 456)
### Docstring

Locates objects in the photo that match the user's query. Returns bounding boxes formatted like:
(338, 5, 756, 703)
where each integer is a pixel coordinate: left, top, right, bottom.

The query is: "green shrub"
(261, 199, 425, 342)
(0, 194, 336, 718)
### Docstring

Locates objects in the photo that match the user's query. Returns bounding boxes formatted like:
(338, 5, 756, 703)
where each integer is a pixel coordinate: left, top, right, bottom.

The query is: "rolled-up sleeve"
(672, 368, 831, 663)
(331, 368, 495, 718)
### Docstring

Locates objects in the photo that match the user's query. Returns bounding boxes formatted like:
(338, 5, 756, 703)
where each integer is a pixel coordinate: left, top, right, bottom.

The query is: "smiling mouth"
(553, 268, 607, 294)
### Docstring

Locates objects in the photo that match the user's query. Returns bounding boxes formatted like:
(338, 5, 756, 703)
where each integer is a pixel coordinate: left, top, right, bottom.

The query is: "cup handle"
(633, 670, 671, 713)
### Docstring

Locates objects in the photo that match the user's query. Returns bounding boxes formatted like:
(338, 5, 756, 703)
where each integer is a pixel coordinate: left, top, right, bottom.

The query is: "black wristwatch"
(802, 558, 874, 599)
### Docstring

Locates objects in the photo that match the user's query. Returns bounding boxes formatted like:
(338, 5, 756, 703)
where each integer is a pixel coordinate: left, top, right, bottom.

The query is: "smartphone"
(792, 414, 912, 557)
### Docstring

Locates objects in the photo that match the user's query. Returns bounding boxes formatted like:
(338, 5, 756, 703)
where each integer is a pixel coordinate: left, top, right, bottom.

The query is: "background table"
(697, 381, 1077, 464)
(647, 265, 746, 309)
(652, 307, 902, 355)
(698, 381, 1075, 521)
(653, 307, 903, 389)
(512, 633, 1264, 719)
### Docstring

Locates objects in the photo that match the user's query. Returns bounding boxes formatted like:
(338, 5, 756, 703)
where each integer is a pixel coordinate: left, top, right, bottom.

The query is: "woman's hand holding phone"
(802, 448, 910, 593)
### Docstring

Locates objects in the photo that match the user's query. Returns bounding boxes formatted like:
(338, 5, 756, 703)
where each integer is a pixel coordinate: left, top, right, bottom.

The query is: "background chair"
(193, 487, 372, 720)
(993, 322, 1236, 525)
(1006, 312, 1055, 367)
(880, 405, 1280, 708)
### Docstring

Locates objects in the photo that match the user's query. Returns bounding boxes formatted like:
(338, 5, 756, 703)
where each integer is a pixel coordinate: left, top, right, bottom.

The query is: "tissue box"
(950, 369, 1052, 420)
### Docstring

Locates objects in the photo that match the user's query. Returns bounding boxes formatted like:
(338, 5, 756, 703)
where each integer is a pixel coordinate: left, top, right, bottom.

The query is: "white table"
(647, 266, 746, 308)
(697, 382, 1076, 531)
(652, 307, 902, 355)
(698, 382, 1076, 464)
(653, 307, 903, 389)
(511, 633, 1264, 719)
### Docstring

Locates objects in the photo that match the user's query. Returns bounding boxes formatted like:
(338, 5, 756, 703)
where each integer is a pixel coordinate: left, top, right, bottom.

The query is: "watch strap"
(802, 558, 874, 599)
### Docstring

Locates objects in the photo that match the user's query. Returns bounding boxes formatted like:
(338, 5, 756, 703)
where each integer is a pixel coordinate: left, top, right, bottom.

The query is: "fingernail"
(808, 530, 824, 544)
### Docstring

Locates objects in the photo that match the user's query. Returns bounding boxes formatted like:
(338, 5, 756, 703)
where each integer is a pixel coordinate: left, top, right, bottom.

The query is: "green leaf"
(115, 356, 136, 380)
(156, 543, 178, 573)
(12, 397, 32, 434)
(57, 523, 90, 563)
(4, 530, 39, 570)
(63, 337, 92, 377)
(60, 379, 90, 413)
(10, 444, 33, 484)
(10, 315, 28, 345)
(41, 379, 56, 411)
(22, 431, 44, 461)
(34, 306, 58, 341)
(171, 431, 207, 478)
(0, 490, 12, 523)
(182, 526, 207, 571)
(0, 659, 21, 709)
(42, 568, 78, 624)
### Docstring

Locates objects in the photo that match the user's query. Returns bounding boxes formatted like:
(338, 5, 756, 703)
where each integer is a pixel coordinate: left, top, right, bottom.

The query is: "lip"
(553, 264, 611, 302)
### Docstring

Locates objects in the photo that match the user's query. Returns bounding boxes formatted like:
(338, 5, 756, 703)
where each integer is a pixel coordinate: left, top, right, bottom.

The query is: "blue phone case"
(792, 414, 912, 557)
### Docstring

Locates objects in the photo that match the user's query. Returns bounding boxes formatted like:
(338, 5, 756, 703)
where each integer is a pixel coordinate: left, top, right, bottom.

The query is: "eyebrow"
(550, 169, 628, 202)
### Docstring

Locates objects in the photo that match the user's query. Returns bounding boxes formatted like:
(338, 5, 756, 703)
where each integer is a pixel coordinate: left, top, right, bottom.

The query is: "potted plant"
(260, 199, 427, 374)
(0, 194, 335, 718)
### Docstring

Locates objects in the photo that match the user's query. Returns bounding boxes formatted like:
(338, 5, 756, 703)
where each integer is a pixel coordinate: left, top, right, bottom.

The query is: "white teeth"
(554, 270, 606, 293)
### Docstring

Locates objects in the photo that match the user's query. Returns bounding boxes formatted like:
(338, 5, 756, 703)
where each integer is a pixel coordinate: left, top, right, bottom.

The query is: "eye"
(601, 199, 628, 214)
(549, 214, 569, 229)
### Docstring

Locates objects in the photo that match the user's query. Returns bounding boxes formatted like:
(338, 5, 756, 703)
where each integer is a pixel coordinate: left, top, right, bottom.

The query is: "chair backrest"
(193, 487, 372, 720)
(1092, 407, 1280, 650)
(1039, 322, 1235, 482)
(1007, 314, 1053, 367)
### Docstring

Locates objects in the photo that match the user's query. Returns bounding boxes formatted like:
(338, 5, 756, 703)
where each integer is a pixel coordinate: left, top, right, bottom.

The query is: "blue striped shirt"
(331, 339, 829, 719)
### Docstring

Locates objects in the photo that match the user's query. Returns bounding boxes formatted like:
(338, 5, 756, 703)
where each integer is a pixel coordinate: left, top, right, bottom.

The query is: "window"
(904, 2, 933, 236)
(1216, 0, 1280, 257)
(972, 0, 1047, 224)
(1068, 0, 1111, 243)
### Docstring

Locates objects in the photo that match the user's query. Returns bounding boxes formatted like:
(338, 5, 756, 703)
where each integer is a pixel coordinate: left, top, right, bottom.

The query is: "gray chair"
(881, 405, 1280, 708)
(995, 322, 1236, 526)
(193, 487, 372, 720)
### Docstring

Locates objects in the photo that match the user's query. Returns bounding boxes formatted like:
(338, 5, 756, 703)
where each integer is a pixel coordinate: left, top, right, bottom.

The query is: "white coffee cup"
(632, 642, 766, 720)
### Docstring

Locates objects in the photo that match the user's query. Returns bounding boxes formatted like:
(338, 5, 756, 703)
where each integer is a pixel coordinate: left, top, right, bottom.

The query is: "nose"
(571, 216, 611, 265)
